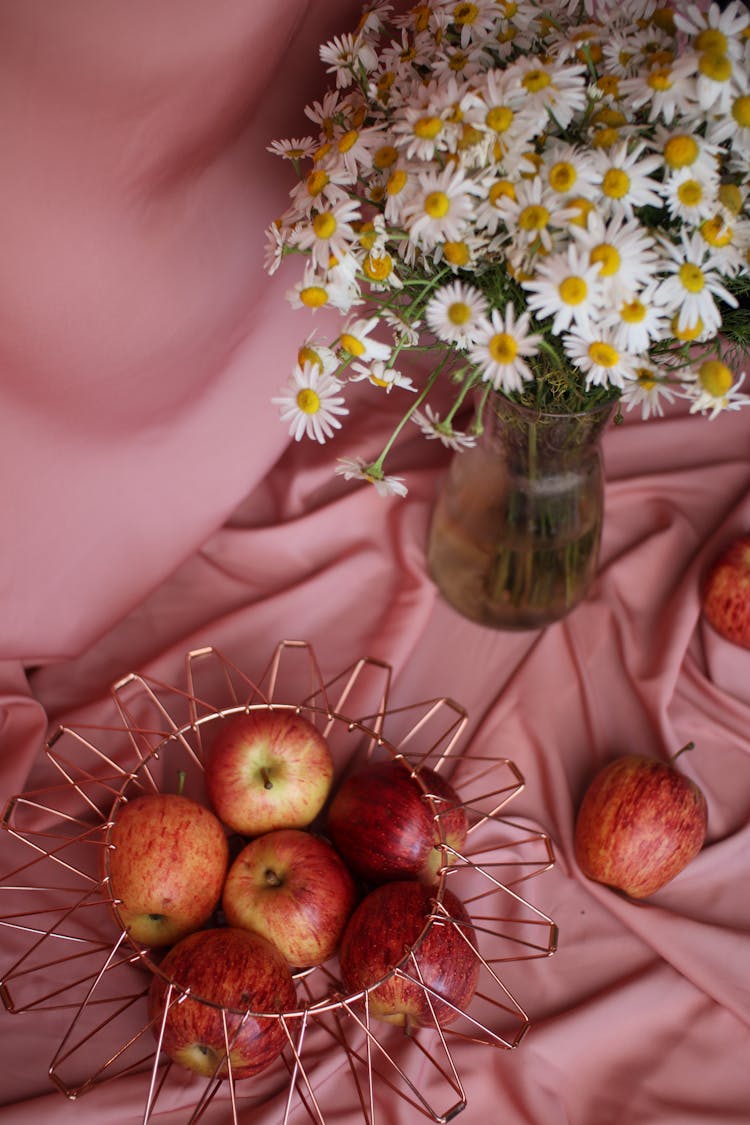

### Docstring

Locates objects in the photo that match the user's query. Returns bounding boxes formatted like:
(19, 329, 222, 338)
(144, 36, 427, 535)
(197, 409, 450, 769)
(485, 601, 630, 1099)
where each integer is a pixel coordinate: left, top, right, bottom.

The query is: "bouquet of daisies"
(266, 0, 750, 497)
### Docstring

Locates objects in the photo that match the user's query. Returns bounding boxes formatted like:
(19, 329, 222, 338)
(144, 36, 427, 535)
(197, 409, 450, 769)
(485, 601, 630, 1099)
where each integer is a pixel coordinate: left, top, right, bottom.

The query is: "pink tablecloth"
(1, 3, 749, 1123)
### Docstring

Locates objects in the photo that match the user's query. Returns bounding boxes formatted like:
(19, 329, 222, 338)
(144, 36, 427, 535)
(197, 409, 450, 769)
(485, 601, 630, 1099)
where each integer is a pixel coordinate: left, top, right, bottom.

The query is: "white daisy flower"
(619, 53, 700, 125)
(286, 265, 332, 312)
(563, 328, 639, 390)
(697, 207, 750, 276)
(494, 176, 574, 254)
(592, 141, 664, 218)
(603, 284, 672, 354)
(620, 365, 678, 420)
(570, 210, 661, 299)
(656, 232, 739, 335)
(335, 456, 408, 497)
(449, 0, 502, 48)
(273, 362, 348, 444)
(521, 244, 606, 335)
(404, 164, 480, 249)
(664, 166, 721, 226)
(410, 405, 478, 450)
(680, 360, 750, 420)
(304, 89, 344, 138)
(510, 55, 588, 131)
(296, 336, 340, 378)
(382, 308, 422, 346)
(348, 359, 416, 394)
(292, 197, 362, 271)
(287, 164, 354, 221)
(266, 136, 317, 161)
(652, 125, 722, 181)
(539, 142, 599, 202)
(425, 280, 489, 346)
(674, 1, 750, 64)
(319, 33, 379, 89)
(338, 316, 392, 362)
(469, 304, 543, 394)
(263, 221, 285, 276)
(706, 88, 750, 157)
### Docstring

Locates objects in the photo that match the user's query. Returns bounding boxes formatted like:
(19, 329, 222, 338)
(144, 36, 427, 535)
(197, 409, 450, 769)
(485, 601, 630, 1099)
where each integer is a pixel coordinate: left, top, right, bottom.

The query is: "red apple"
(204, 709, 334, 836)
(338, 880, 479, 1030)
(574, 751, 708, 898)
(148, 926, 298, 1079)
(326, 758, 468, 885)
(702, 533, 750, 649)
(222, 828, 357, 968)
(107, 793, 229, 947)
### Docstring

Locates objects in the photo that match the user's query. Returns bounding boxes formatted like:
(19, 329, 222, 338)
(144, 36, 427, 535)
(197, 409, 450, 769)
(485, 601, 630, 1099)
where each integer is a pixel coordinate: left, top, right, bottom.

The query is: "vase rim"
(491, 393, 618, 421)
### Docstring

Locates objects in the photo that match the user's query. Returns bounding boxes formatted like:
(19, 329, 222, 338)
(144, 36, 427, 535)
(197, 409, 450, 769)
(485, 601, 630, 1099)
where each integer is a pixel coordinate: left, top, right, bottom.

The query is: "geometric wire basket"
(0, 641, 557, 1123)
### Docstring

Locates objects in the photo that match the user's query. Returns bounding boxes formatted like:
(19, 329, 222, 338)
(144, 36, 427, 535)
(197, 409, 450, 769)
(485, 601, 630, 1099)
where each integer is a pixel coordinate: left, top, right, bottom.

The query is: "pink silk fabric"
(1, 3, 749, 1122)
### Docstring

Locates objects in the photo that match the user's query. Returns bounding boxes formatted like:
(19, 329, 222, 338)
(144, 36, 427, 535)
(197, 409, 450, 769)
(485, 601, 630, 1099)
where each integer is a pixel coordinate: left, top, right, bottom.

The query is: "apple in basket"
(204, 708, 334, 835)
(327, 758, 468, 885)
(222, 828, 357, 968)
(573, 748, 708, 899)
(148, 926, 297, 1079)
(107, 792, 229, 947)
(338, 880, 480, 1030)
(701, 533, 750, 649)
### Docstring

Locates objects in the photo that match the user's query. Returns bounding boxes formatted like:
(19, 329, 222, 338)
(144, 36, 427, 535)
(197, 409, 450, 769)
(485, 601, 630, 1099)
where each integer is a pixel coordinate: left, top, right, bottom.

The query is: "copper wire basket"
(0, 641, 557, 1123)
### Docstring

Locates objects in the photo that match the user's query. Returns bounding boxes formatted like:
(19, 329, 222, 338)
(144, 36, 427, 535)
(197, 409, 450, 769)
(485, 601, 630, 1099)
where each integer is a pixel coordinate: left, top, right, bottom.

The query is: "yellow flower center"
(313, 212, 337, 240)
(559, 276, 588, 305)
(448, 301, 472, 326)
(568, 196, 595, 227)
(413, 5, 431, 32)
(591, 127, 620, 150)
(549, 161, 577, 193)
(363, 253, 394, 282)
(489, 180, 515, 206)
(588, 341, 619, 367)
(651, 7, 676, 32)
(443, 240, 471, 267)
(387, 169, 408, 195)
(519, 204, 550, 231)
(671, 314, 704, 341)
(299, 285, 328, 309)
(338, 129, 359, 154)
(732, 95, 750, 128)
(621, 298, 647, 324)
(373, 144, 399, 169)
(699, 51, 732, 82)
(700, 215, 733, 247)
(523, 68, 552, 93)
(597, 75, 620, 97)
(663, 134, 699, 169)
(296, 388, 321, 414)
(718, 182, 743, 213)
(695, 28, 727, 55)
(486, 105, 515, 134)
(306, 170, 329, 197)
(647, 66, 674, 91)
(339, 333, 366, 357)
(313, 142, 332, 165)
(602, 168, 630, 199)
(677, 179, 704, 207)
(458, 123, 483, 149)
(298, 345, 324, 369)
(357, 221, 378, 250)
(636, 367, 657, 389)
(377, 72, 396, 100)
(453, 2, 478, 25)
(414, 116, 443, 140)
(489, 333, 519, 363)
(424, 190, 451, 219)
(699, 359, 733, 397)
(590, 243, 621, 277)
(496, 25, 517, 44)
(678, 262, 705, 293)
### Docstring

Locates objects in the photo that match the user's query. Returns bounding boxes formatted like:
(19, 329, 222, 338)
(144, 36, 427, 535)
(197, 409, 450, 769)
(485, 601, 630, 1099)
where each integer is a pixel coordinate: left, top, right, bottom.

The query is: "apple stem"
(176, 770, 187, 796)
(260, 768, 274, 790)
(670, 740, 695, 763)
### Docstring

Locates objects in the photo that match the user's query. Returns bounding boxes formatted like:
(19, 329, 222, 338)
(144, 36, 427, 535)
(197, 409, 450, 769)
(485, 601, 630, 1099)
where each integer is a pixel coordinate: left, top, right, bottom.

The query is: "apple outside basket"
(0, 642, 557, 1124)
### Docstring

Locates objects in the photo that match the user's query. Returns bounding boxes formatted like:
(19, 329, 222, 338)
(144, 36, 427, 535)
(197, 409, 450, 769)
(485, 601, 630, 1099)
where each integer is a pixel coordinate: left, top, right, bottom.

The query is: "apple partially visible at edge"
(701, 533, 750, 649)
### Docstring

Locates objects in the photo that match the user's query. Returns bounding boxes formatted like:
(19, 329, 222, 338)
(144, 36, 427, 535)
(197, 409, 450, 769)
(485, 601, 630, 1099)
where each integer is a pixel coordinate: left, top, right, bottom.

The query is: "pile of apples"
(105, 708, 479, 1082)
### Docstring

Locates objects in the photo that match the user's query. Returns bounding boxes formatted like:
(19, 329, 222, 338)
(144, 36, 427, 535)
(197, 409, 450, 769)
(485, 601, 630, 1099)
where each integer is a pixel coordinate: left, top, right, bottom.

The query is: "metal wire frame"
(0, 641, 558, 1124)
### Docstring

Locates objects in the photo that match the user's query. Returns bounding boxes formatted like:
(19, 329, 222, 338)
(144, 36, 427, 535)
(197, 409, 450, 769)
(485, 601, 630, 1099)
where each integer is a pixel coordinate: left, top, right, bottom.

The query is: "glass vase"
(427, 394, 616, 630)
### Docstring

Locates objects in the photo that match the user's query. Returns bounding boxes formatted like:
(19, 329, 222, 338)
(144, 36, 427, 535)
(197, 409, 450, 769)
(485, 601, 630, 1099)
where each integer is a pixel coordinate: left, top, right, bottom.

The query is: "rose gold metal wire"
(0, 641, 557, 1123)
